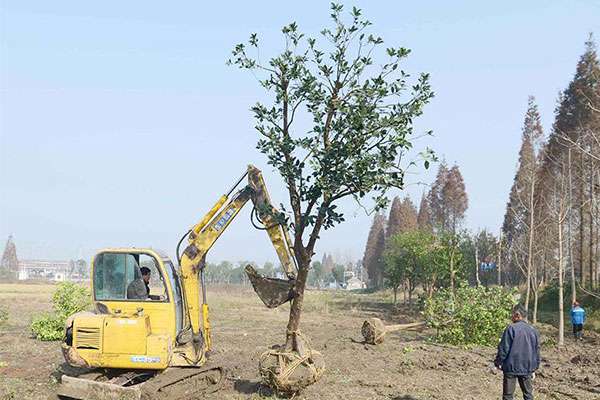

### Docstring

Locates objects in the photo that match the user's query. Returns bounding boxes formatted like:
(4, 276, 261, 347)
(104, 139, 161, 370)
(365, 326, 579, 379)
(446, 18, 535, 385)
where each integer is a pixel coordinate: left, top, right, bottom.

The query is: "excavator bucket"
(245, 265, 295, 308)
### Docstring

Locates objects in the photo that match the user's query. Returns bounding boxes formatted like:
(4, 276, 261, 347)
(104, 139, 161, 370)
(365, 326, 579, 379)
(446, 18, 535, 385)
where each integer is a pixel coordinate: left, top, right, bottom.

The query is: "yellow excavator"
(56, 165, 297, 400)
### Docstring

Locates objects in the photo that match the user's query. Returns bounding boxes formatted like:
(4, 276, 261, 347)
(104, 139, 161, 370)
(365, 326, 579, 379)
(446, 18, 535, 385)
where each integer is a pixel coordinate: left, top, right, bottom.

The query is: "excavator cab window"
(140, 254, 168, 300)
(93, 252, 168, 302)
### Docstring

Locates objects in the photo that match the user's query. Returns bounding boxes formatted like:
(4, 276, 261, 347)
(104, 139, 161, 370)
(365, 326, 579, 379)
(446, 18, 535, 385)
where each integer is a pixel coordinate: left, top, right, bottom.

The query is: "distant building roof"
(18, 259, 70, 269)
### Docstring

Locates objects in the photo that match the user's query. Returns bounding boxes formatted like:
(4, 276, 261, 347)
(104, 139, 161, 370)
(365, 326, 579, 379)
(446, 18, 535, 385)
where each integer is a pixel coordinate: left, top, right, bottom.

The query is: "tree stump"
(361, 318, 425, 345)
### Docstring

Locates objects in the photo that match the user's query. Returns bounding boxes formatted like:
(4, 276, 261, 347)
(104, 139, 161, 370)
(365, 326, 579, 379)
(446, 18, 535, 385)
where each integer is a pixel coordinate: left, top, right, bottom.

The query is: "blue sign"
(480, 262, 496, 272)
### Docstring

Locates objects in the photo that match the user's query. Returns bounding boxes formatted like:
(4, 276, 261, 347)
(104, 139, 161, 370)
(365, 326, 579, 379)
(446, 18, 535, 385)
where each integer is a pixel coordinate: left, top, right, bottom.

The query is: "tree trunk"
(449, 242, 456, 295)
(525, 273, 531, 316)
(285, 260, 310, 353)
(533, 288, 538, 325)
(579, 153, 586, 287)
(589, 156, 595, 290)
(393, 286, 397, 305)
(568, 148, 577, 304)
(497, 231, 503, 286)
(525, 178, 535, 316)
(558, 203, 565, 347)
(475, 246, 480, 287)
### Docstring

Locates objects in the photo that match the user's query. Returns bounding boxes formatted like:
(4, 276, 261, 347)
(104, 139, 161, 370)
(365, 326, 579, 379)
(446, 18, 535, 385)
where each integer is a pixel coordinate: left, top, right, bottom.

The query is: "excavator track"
(55, 366, 225, 400)
(140, 366, 225, 400)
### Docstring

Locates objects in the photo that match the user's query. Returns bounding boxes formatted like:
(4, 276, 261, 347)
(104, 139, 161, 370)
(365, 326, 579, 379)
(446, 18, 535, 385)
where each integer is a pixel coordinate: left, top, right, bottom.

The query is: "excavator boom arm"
(178, 165, 296, 355)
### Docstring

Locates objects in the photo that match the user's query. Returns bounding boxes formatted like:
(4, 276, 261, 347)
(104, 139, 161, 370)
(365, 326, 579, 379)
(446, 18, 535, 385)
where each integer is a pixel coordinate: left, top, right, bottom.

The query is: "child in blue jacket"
(571, 301, 586, 340)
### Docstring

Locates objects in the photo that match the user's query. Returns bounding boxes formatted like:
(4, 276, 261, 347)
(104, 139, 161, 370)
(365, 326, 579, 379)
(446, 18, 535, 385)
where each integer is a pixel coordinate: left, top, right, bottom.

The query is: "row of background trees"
(362, 160, 501, 303)
(502, 36, 600, 344)
(203, 255, 360, 289)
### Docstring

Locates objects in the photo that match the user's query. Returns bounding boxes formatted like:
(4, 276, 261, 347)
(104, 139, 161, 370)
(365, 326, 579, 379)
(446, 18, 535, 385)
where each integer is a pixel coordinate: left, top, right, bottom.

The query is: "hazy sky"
(1, 1, 599, 266)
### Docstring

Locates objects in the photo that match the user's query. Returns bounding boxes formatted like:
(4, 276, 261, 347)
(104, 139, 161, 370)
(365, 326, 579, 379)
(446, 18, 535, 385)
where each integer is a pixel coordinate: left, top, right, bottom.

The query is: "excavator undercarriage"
(55, 366, 224, 400)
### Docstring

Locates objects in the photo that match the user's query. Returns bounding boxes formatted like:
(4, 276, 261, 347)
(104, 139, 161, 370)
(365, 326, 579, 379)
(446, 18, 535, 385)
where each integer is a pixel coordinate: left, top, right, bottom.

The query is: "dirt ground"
(1, 283, 599, 400)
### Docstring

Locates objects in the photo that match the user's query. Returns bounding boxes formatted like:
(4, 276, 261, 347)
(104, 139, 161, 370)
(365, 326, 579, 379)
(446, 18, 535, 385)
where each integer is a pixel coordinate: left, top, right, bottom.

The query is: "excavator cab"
(62, 249, 184, 372)
(92, 249, 184, 338)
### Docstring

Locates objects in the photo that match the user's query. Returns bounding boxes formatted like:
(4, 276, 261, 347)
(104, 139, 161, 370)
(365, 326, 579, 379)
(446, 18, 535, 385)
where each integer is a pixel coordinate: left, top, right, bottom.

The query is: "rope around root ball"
(258, 332, 325, 394)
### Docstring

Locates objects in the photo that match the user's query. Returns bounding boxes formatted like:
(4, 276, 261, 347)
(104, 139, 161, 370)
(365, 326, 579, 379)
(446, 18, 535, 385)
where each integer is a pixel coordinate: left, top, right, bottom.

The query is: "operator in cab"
(127, 267, 160, 300)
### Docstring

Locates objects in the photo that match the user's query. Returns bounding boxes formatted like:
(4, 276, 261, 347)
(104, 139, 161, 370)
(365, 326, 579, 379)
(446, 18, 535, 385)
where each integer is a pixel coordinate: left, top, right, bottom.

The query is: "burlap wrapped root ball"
(361, 317, 386, 345)
(258, 347, 325, 394)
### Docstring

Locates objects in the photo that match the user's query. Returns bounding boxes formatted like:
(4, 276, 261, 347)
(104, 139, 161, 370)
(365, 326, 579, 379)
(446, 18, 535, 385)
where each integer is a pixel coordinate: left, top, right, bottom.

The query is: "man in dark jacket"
(495, 305, 540, 400)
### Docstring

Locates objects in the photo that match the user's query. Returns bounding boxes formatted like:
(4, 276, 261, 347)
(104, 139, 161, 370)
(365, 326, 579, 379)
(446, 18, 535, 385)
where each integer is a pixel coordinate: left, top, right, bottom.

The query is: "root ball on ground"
(258, 348, 325, 394)
(361, 317, 386, 345)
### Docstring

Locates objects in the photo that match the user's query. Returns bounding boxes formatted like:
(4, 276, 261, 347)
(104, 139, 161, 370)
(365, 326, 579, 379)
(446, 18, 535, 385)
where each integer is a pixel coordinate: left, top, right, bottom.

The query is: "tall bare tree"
(503, 96, 544, 316)
(428, 161, 449, 231)
(553, 35, 600, 290)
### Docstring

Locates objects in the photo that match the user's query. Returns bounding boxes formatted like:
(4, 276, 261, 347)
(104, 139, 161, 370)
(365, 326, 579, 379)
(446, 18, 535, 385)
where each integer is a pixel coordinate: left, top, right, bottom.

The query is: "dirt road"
(1, 284, 598, 399)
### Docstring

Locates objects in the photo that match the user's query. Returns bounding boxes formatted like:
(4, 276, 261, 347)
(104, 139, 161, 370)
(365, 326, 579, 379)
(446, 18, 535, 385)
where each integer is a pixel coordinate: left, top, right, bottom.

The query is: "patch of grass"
(541, 335, 557, 348)
(0, 307, 7, 326)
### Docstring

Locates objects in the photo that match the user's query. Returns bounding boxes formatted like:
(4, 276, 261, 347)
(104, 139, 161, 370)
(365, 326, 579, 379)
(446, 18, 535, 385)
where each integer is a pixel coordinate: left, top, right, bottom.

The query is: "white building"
(345, 276, 366, 290)
(18, 259, 71, 281)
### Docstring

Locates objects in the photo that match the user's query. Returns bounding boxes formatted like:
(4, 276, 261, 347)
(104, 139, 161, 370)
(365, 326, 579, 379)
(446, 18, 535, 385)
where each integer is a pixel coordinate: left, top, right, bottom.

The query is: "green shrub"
(30, 314, 65, 341)
(31, 282, 91, 341)
(51, 281, 91, 318)
(423, 284, 517, 346)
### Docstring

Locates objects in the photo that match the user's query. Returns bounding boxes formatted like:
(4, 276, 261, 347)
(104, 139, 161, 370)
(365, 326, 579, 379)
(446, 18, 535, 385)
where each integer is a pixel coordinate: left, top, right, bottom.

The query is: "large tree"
(230, 2, 433, 367)
(0, 235, 18, 280)
(428, 161, 449, 231)
(442, 165, 468, 234)
(384, 230, 433, 304)
(386, 196, 403, 240)
(387, 196, 418, 239)
(399, 197, 419, 233)
(428, 162, 468, 233)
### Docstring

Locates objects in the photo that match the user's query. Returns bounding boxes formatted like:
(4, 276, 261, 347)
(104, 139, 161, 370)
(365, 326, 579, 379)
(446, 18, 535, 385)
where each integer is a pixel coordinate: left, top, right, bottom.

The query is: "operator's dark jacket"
(494, 320, 540, 376)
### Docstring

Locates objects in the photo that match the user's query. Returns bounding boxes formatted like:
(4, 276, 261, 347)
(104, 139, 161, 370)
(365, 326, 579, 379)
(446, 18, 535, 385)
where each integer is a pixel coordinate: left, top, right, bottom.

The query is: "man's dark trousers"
(573, 323, 583, 339)
(503, 374, 533, 400)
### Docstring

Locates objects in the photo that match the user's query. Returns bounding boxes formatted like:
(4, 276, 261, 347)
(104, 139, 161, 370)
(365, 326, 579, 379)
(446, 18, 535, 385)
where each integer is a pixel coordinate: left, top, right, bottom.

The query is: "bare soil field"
(1, 283, 599, 400)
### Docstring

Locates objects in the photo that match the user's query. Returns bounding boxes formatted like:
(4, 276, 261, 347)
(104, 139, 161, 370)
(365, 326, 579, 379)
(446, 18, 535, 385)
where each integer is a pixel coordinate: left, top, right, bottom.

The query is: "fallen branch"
(577, 283, 600, 301)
